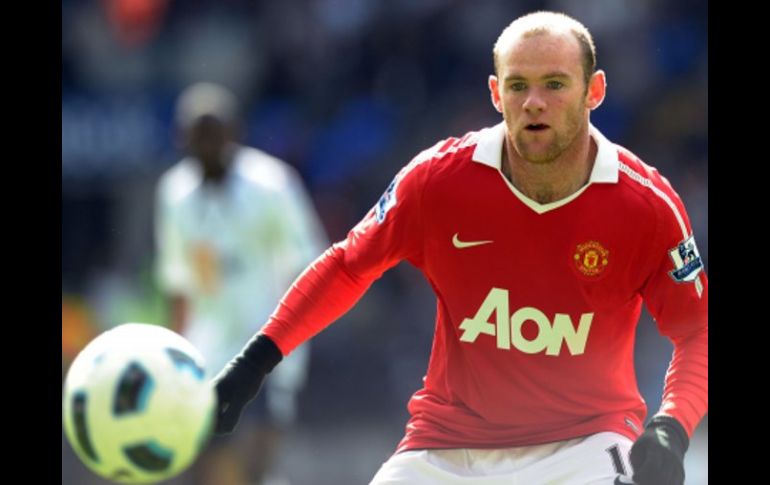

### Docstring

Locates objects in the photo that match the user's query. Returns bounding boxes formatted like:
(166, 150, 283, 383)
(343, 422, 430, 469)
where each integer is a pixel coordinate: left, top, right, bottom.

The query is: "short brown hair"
(493, 11, 596, 88)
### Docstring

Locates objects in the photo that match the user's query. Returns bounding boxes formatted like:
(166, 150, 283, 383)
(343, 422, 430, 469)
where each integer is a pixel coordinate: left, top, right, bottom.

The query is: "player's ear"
(489, 75, 503, 113)
(586, 70, 606, 111)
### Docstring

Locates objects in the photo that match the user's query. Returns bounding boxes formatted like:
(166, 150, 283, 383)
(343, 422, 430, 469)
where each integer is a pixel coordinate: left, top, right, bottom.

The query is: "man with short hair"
(213, 12, 707, 485)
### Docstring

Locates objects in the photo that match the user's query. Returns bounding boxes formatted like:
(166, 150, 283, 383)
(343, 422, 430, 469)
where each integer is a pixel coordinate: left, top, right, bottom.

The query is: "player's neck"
(501, 130, 596, 205)
(201, 146, 237, 186)
(201, 166, 230, 187)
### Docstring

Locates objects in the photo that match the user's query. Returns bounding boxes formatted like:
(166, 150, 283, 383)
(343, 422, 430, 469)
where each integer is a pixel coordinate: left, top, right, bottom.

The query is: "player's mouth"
(525, 123, 550, 131)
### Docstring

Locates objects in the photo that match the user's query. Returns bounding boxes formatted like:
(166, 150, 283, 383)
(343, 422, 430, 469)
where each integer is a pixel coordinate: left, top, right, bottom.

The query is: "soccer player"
(213, 11, 707, 485)
(154, 82, 328, 485)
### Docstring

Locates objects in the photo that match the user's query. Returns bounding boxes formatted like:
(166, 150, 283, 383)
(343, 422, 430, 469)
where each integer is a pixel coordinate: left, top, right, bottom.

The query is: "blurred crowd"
(62, 0, 707, 483)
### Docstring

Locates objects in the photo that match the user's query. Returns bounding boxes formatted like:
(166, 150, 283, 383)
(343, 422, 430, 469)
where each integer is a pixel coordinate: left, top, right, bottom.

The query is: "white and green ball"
(62, 323, 216, 484)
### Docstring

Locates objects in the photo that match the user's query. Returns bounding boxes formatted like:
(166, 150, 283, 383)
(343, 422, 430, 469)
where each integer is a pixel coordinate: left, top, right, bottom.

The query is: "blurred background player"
(154, 82, 327, 485)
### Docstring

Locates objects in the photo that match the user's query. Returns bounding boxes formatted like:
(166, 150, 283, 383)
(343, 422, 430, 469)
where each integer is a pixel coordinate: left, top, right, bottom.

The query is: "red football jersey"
(263, 122, 708, 452)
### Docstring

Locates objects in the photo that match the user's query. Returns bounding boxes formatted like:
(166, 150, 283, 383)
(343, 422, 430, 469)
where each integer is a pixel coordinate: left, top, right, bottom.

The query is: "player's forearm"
(657, 324, 708, 436)
(261, 242, 376, 355)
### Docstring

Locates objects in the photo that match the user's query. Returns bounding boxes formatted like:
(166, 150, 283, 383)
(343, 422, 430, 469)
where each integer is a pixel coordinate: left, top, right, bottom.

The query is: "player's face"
(489, 31, 600, 164)
(185, 115, 230, 171)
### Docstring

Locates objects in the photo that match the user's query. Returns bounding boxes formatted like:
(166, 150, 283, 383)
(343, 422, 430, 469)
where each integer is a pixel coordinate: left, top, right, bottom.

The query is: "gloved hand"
(629, 415, 689, 485)
(211, 333, 283, 434)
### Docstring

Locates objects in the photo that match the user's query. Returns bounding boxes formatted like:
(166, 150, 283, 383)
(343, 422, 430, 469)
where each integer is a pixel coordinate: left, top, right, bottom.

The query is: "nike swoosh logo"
(614, 476, 635, 485)
(452, 233, 493, 249)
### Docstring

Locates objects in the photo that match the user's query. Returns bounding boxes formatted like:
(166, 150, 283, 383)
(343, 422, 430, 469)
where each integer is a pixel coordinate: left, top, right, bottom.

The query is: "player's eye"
(510, 82, 527, 92)
(546, 80, 564, 90)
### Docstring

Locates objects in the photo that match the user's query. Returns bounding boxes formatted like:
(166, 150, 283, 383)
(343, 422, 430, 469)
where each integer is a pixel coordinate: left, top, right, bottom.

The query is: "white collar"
(471, 121, 619, 184)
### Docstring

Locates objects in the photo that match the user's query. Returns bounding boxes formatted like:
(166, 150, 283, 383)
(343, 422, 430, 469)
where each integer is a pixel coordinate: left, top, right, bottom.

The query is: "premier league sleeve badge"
(668, 235, 704, 283)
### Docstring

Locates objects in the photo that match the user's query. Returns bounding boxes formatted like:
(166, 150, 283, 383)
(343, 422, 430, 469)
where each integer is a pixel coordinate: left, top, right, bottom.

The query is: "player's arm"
(213, 148, 434, 434)
(631, 180, 708, 485)
(154, 174, 193, 334)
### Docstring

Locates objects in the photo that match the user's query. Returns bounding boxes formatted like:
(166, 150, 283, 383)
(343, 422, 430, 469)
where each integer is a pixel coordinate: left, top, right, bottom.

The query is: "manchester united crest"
(574, 241, 609, 277)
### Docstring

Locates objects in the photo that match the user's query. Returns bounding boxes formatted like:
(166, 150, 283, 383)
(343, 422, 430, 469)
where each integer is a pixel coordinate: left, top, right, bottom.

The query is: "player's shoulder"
(423, 127, 488, 165)
(404, 125, 495, 181)
(235, 145, 301, 191)
(611, 143, 693, 237)
(157, 158, 200, 202)
(381, 130, 476, 203)
(614, 144, 683, 206)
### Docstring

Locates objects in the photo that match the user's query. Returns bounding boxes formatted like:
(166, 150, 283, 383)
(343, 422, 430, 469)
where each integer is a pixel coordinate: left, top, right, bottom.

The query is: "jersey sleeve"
(640, 175, 708, 437)
(261, 145, 436, 355)
(154, 172, 193, 296)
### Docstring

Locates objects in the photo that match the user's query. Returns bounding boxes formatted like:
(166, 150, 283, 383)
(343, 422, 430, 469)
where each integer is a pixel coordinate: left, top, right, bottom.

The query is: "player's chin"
(519, 145, 557, 164)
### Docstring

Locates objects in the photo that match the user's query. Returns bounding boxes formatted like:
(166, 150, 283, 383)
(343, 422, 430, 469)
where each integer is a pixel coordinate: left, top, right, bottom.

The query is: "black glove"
(211, 333, 283, 435)
(629, 415, 689, 485)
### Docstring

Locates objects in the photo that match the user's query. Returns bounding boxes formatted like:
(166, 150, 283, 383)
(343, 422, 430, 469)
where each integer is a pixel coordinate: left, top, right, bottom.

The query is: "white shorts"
(369, 432, 634, 485)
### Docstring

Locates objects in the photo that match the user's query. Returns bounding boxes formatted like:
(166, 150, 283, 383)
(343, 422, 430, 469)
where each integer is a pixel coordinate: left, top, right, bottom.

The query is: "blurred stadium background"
(62, 0, 708, 483)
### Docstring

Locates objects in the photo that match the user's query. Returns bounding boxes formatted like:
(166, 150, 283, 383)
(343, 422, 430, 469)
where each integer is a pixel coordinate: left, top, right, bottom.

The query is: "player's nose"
(522, 90, 547, 113)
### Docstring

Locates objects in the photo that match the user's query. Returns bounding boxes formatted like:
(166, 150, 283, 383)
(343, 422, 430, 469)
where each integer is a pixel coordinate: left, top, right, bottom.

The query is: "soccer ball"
(62, 323, 217, 484)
